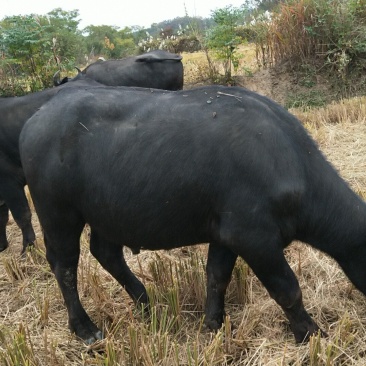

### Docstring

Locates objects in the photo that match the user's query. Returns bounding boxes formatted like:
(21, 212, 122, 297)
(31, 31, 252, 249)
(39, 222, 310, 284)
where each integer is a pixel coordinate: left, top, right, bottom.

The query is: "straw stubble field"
(1, 97, 366, 365)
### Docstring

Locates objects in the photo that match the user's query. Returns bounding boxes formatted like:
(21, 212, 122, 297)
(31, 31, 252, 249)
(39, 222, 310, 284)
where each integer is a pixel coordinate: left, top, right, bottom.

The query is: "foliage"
(137, 17, 204, 54)
(138, 31, 201, 54)
(46, 8, 85, 66)
(83, 25, 137, 60)
(1, 1, 365, 97)
(252, 0, 282, 12)
(250, 0, 366, 80)
(0, 15, 53, 94)
(83, 24, 118, 57)
(0, 10, 213, 97)
(204, 6, 247, 83)
(145, 16, 215, 38)
(0, 11, 84, 95)
(248, 10, 274, 68)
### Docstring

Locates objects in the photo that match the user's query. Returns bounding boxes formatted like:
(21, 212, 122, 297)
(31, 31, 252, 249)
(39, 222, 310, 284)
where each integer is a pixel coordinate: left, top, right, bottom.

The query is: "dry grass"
(292, 97, 366, 198)
(1, 97, 366, 365)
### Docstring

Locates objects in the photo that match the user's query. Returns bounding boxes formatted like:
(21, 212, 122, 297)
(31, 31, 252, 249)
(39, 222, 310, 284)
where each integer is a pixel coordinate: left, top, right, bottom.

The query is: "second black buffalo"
(54, 49, 184, 90)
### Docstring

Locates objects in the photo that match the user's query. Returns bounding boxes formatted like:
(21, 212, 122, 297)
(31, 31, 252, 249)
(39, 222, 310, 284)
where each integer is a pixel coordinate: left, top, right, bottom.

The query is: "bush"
(251, 0, 366, 75)
(0, 11, 84, 95)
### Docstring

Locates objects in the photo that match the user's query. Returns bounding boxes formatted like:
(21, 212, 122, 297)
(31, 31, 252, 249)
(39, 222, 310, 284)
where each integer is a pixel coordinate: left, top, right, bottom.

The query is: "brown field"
(1, 51, 366, 365)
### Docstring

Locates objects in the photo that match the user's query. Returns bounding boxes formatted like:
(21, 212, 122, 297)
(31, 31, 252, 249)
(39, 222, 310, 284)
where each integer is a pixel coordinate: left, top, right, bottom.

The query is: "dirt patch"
(234, 61, 334, 107)
(236, 64, 298, 105)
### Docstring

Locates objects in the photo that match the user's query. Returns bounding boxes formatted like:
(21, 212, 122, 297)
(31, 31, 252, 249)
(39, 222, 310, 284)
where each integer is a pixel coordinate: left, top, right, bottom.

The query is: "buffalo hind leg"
(44, 225, 102, 344)
(204, 243, 237, 330)
(0, 201, 9, 251)
(239, 240, 325, 343)
(89, 229, 149, 306)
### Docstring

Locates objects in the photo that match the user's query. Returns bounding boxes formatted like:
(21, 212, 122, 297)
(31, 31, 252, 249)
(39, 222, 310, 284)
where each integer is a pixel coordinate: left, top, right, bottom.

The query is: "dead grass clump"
(291, 96, 366, 129)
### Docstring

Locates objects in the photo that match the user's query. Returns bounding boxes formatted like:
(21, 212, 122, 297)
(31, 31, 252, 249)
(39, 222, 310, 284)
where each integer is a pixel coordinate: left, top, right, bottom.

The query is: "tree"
(46, 8, 86, 66)
(253, 0, 282, 12)
(83, 24, 119, 57)
(83, 25, 136, 59)
(0, 15, 55, 93)
(116, 27, 137, 57)
(0, 10, 85, 94)
(205, 5, 246, 82)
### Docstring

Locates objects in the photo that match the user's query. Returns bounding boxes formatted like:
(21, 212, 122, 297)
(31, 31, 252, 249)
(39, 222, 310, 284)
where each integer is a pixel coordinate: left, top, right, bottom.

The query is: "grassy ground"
(1, 61, 366, 365)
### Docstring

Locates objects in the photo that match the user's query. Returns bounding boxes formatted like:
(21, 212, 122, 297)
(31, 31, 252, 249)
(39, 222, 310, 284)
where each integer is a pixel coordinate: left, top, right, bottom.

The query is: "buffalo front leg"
(0, 201, 9, 251)
(89, 229, 149, 306)
(204, 243, 238, 330)
(240, 241, 325, 343)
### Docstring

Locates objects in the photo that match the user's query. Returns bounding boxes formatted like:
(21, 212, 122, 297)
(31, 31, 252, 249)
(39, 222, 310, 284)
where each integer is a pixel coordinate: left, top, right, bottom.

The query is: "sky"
(0, 0, 246, 29)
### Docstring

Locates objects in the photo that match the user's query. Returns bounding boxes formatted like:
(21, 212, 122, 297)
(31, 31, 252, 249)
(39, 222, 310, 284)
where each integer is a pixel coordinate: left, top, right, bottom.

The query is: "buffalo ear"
(135, 55, 153, 63)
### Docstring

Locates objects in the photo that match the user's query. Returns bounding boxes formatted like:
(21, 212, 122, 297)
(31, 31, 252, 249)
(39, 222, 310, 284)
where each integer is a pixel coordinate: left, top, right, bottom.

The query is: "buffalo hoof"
(20, 241, 35, 256)
(293, 322, 328, 343)
(84, 330, 104, 345)
(73, 324, 104, 345)
(203, 317, 223, 332)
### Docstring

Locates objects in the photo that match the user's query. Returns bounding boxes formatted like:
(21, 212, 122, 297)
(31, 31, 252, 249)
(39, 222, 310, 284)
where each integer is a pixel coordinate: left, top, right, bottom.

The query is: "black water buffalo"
(19, 85, 366, 344)
(0, 77, 103, 254)
(54, 49, 184, 90)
